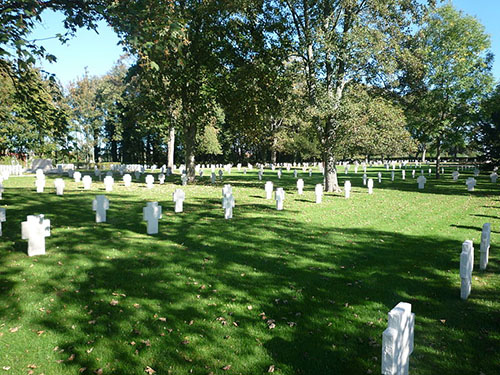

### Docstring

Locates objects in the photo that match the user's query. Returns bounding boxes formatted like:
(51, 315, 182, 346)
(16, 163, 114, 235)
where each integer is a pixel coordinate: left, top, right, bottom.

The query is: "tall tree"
(272, 0, 433, 191)
(401, 4, 494, 177)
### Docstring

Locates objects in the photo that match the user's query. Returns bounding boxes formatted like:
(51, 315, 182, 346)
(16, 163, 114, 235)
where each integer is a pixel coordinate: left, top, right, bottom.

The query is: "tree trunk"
(168, 126, 175, 168)
(421, 146, 427, 162)
(324, 152, 339, 192)
(184, 123, 196, 182)
(435, 136, 442, 179)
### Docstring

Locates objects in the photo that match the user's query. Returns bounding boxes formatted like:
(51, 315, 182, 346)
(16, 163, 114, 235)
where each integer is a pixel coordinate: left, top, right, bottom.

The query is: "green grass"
(0, 166, 499, 375)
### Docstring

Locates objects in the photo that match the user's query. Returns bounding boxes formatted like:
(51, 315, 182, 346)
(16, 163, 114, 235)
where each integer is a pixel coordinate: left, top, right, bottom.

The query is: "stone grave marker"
(363, 173, 367, 186)
(315, 184, 323, 203)
(36, 168, 44, 180)
(106, 171, 113, 177)
(143, 202, 162, 234)
(82, 175, 92, 190)
(74, 171, 82, 183)
(391, 171, 395, 181)
(344, 180, 351, 199)
(381, 302, 414, 375)
(210, 172, 216, 184)
(417, 175, 426, 189)
(293, 169, 298, 178)
(452, 171, 459, 181)
(490, 172, 498, 183)
(222, 193, 235, 219)
(159, 173, 166, 184)
(411, 169, 415, 179)
(104, 176, 114, 192)
(94, 168, 101, 178)
(275, 188, 285, 210)
(123, 174, 132, 187)
(258, 170, 263, 181)
(402, 170, 406, 180)
(460, 240, 474, 300)
(465, 177, 476, 191)
(277, 169, 282, 179)
(480, 223, 491, 271)
(222, 184, 232, 201)
(474, 168, 479, 177)
(92, 195, 109, 223)
(145, 174, 154, 189)
(378, 172, 382, 183)
(68, 169, 74, 178)
(0, 207, 5, 236)
(309, 169, 312, 177)
(35, 175, 45, 193)
(21, 214, 50, 256)
(0, 182, 3, 199)
(367, 178, 374, 194)
(218, 169, 223, 180)
(54, 178, 65, 196)
(297, 179, 304, 195)
(134, 171, 141, 180)
(265, 181, 273, 200)
(173, 189, 185, 213)
(181, 174, 188, 186)
(199, 169, 204, 178)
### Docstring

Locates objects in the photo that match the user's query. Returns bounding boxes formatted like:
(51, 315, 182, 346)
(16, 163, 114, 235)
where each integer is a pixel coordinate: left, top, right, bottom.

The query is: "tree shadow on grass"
(0, 181, 498, 375)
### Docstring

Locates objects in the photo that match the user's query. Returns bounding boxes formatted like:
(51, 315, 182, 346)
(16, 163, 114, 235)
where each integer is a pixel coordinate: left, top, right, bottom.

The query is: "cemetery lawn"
(1, 167, 499, 375)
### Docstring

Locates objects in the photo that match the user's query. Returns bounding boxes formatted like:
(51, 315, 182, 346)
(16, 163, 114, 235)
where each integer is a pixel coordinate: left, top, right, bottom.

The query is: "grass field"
(0, 165, 499, 375)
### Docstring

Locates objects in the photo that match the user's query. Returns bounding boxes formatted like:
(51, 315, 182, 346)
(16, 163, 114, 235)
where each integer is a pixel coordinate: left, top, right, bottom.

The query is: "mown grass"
(0, 165, 499, 375)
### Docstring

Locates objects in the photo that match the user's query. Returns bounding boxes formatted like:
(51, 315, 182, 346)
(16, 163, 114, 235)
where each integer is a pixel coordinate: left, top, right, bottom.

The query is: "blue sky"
(29, 1, 500, 86)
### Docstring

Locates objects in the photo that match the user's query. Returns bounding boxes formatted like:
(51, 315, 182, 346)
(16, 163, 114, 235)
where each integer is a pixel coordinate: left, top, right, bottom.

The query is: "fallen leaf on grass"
(2, 366, 10, 371)
(27, 365, 37, 369)
(109, 300, 119, 306)
(94, 369, 103, 375)
(158, 317, 167, 322)
(222, 365, 231, 371)
(68, 354, 75, 361)
(144, 366, 156, 374)
(79, 368, 87, 373)
(36, 330, 45, 336)
(133, 303, 141, 309)
(8, 327, 19, 333)
(267, 364, 275, 372)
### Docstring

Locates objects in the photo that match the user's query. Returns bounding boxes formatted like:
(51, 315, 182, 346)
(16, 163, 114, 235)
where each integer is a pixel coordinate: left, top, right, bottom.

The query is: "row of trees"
(0, 1, 498, 189)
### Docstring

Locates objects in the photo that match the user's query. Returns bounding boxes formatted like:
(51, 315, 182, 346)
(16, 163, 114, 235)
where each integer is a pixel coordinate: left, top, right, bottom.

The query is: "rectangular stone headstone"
(460, 240, 474, 300)
(480, 223, 491, 271)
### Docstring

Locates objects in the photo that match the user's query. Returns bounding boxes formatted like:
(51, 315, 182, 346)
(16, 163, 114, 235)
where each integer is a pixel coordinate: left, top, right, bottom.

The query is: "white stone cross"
(363, 173, 367, 186)
(123, 174, 132, 187)
(428, 168, 431, 176)
(275, 188, 285, 210)
(490, 172, 498, 183)
(381, 302, 414, 375)
(344, 180, 351, 199)
(243, 167, 247, 174)
(367, 178, 374, 194)
(277, 169, 282, 179)
(258, 170, 263, 181)
(74, 171, 82, 183)
(173, 189, 185, 213)
(94, 168, 101, 178)
(286, 165, 291, 172)
(474, 168, 479, 177)
(417, 175, 426, 189)
(159, 173, 165, 184)
(222, 184, 232, 205)
(391, 171, 395, 181)
(103, 176, 114, 191)
(297, 179, 304, 195)
(54, 178, 65, 196)
(411, 169, 415, 179)
(143, 202, 162, 234)
(21, 214, 51, 257)
(35, 176, 45, 193)
(211, 172, 216, 184)
(402, 170, 405, 180)
(378, 172, 382, 183)
(0, 207, 5, 236)
(309, 169, 312, 177)
(452, 171, 459, 181)
(265, 181, 273, 199)
(181, 174, 188, 186)
(222, 193, 235, 219)
(218, 169, 223, 180)
(465, 177, 476, 191)
(314, 184, 323, 204)
(293, 169, 298, 178)
(145, 174, 154, 189)
(92, 195, 109, 223)
(480, 223, 491, 271)
(460, 240, 474, 300)
(344, 165, 349, 175)
(82, 175, 92, 190)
